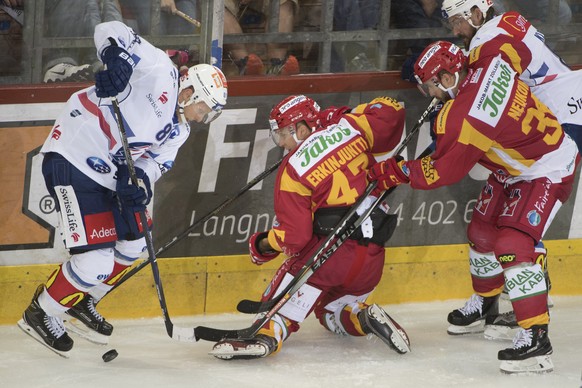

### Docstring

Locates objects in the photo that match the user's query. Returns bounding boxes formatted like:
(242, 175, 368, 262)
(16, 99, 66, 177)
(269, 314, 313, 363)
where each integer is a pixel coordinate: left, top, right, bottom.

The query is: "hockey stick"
(111, 97, 197, 342)
(235, 97, 439, 315)
(195, 98, 439, 341)
(175, 10, 201, 27)
(100, 157, 282, 297)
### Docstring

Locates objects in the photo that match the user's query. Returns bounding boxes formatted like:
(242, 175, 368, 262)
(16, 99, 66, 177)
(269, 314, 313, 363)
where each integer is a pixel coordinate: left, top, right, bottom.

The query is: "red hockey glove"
(249, 231, 279, 265)
(367, 157, 410, 191)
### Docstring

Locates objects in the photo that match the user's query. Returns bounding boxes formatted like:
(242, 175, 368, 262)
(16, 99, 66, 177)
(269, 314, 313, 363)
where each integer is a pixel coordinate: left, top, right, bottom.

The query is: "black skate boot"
(17, 284, 74, 357)
(484, 310, 519, 341)
(498, 325, 553, 374)
(66, 294, 113, 341)
(447, 293, 499, 335)
(209, 334, 278, 360)
(358, 304, 411, 354)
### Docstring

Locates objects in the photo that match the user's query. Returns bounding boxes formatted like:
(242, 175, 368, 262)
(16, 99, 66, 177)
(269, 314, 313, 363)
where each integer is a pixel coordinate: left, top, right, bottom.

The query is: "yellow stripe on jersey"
(351, 97, 403, 114)
(468, 45, 483, 65)
(268, 229, 284, 252)
(280, 166, 311, 196)
(458, 119, 494, 152)
(345, 113, 375, 149)
(435, 100, 453, 135)
(499, 43, 524, 74)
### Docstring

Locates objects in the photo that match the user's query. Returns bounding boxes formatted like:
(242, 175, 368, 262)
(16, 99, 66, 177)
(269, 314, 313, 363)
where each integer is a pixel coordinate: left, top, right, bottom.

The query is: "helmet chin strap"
(291, 130, 303, 145)
(178, 107, 187, 124)
(437, 72, 460, 99)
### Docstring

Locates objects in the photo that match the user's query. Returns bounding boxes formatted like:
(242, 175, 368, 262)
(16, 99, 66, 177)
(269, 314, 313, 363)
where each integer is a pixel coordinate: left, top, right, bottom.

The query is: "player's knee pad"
(63, 248, 115, 290)
(503, 262, 549, 326)
(468, 247, 504, 295)
(114, 238, 146, 265)
(494, 227, 537, 269)
(316, 293, 371, 336)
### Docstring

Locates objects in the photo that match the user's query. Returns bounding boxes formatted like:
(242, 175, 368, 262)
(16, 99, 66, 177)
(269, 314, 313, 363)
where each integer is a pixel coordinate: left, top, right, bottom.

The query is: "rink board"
(1, 74, 582, 325)
(1, 240, 581, 325)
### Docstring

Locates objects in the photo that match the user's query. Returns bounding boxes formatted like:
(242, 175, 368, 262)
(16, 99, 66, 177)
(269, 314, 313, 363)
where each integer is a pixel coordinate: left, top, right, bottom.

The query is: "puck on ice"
(102, 349, 118, 362)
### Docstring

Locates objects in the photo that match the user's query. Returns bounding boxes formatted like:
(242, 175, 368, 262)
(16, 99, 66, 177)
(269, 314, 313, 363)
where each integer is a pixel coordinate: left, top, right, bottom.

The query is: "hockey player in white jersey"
(17, 20, 227, 357)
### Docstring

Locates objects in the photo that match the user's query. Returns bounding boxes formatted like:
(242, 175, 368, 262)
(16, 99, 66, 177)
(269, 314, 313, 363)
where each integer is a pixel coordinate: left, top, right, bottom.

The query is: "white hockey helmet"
(179, 64, 228, 124)
(442, 0, 493, 20)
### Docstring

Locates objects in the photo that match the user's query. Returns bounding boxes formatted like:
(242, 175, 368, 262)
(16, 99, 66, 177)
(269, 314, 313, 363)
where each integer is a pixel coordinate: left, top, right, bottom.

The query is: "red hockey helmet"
(269, 95, 320, 132)
(414, 40, 466, 85)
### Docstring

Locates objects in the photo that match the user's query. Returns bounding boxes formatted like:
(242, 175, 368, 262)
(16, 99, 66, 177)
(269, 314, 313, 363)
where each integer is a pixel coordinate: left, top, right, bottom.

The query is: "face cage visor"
(269, 124, 296, 146)
(180, 95, 223, 124)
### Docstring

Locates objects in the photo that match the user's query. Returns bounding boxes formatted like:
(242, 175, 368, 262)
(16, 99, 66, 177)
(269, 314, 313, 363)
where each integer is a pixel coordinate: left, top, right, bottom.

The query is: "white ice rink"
(2, 297, 581, 388)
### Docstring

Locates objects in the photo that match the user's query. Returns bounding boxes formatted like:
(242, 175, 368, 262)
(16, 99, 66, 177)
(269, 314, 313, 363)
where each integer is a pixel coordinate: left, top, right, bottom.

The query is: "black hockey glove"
(116, 165, 152, 212)
(95, 45, 134, 98)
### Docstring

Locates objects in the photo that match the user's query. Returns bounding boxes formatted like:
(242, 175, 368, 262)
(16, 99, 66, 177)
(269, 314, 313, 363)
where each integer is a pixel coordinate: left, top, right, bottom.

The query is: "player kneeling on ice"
(17, 20, 227, 357)
(210, 95, 411, 360)
(368, 40, 579, 374)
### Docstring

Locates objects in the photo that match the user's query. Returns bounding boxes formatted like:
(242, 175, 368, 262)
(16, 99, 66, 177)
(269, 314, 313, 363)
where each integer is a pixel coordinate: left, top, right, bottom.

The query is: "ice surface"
(2, 297, 581, 388)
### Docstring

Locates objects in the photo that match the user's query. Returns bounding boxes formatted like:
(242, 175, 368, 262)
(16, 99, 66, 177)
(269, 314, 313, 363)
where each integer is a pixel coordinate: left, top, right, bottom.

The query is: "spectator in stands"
(119, 0, 198, 36)
(0, 0, 22, 78)
(43, 0, 123, 83)
(331, 0, 380, 72)
(392, 0, 445, 60)
(504, 0, 572, 24)
(224, 0, 299, 76)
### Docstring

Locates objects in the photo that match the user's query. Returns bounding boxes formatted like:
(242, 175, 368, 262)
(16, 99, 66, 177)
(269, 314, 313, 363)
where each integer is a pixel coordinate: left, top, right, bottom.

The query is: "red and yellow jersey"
(404, 54, 578, 191)
(468, 12, 582, 126)
(267, 97, 405, 256)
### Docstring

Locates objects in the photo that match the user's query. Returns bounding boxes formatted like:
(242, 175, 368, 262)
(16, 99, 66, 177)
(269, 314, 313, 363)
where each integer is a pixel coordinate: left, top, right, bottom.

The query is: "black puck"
(102, 349, 118, 362)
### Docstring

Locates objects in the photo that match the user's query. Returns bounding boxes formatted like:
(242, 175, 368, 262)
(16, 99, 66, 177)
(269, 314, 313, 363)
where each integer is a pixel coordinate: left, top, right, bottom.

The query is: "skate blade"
(368, 305, 411, 354)
(209, 342, 267, 360)
(484, 324, 518, 341)
(499, 355, 554, 374)
(65, 319, 109, 345)
(17, 319, 71, 359)
(447, 320, 485, 335)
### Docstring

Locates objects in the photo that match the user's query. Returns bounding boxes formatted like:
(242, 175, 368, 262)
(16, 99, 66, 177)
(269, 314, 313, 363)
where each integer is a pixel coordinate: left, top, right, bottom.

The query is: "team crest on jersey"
(469, 57, 516, 128)
(86, 157, 111, 174)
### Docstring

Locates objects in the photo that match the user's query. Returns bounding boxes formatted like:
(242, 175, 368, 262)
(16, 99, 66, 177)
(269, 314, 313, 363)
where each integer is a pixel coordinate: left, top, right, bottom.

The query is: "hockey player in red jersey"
(210, 95, 411, 360)
(368, 40, 579, 374)
(441, 0, 582, 149)
(17, 21, 228, 357)
(440, 0, 581, 342)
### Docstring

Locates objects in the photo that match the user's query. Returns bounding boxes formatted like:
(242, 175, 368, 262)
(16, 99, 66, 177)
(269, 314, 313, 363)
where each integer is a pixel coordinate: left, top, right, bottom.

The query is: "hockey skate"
(498, 325, 553, 374)
(358, 304, 411, 354)
(447, 293, 498, 335)
(66, 294, 113, 345)
(484, 310, 519, 341)
(209, 334, 278, 360)
(17, 285, 74, 358)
